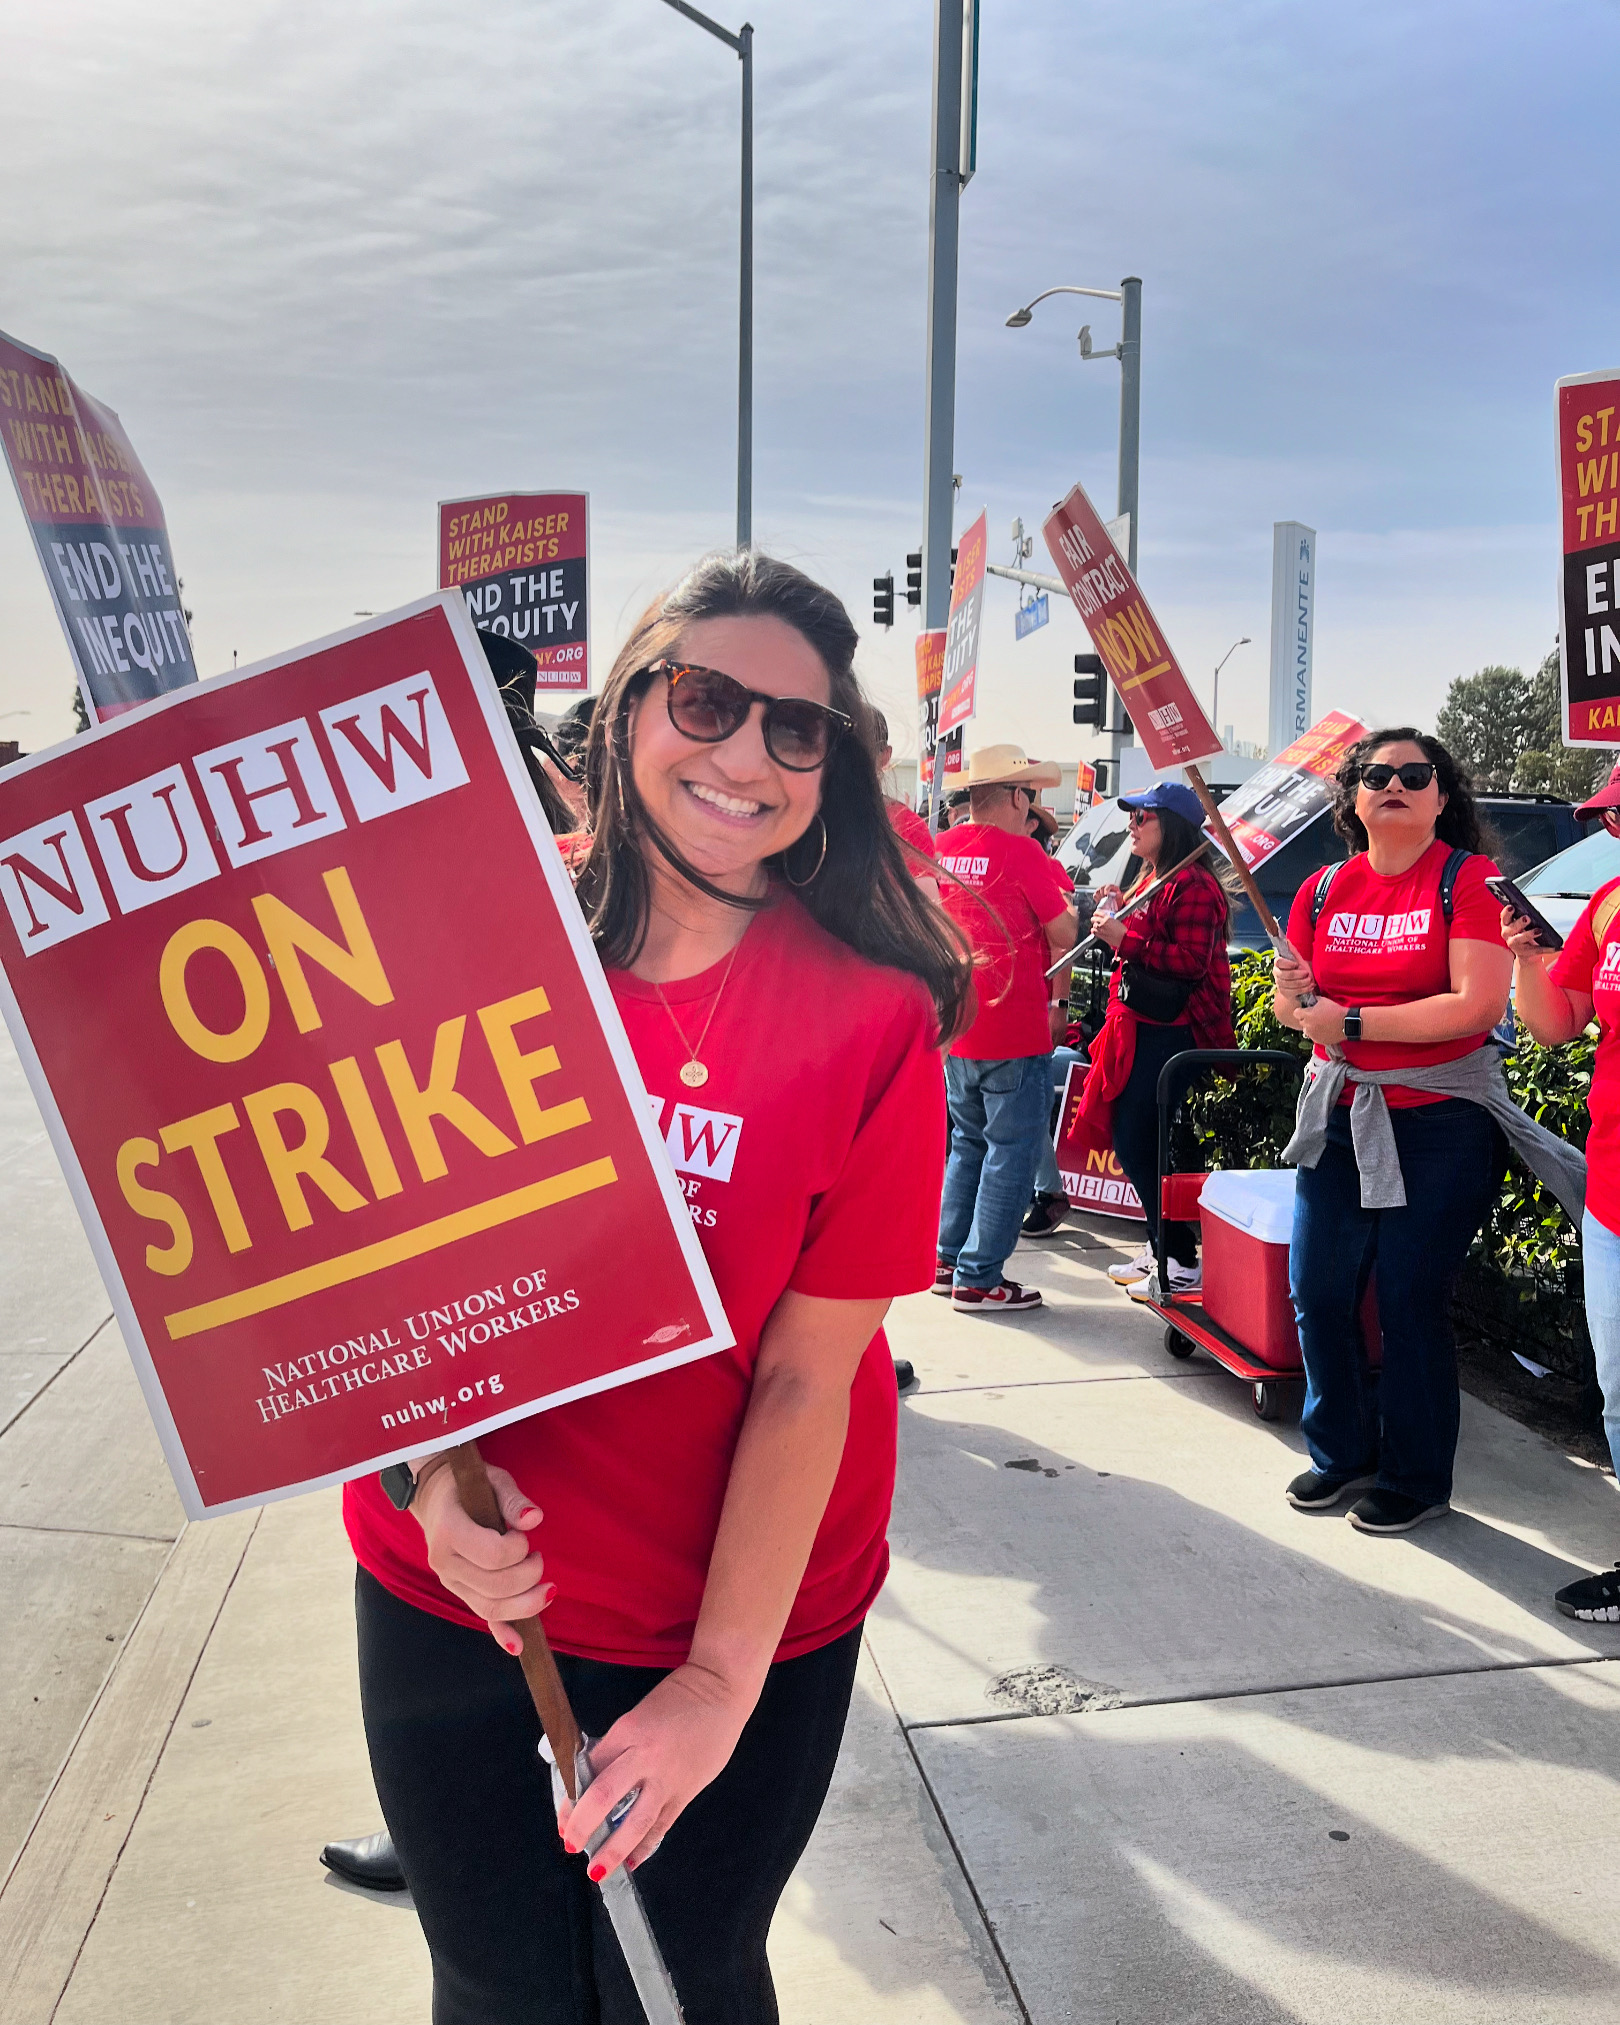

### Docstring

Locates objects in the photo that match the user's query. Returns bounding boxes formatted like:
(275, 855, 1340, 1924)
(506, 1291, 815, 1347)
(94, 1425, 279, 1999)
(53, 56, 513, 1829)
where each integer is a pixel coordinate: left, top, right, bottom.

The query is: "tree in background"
(1435, 663, 1541, 788)
(1513, 648, 1615, 800)
(1435, 649, 1615, 800)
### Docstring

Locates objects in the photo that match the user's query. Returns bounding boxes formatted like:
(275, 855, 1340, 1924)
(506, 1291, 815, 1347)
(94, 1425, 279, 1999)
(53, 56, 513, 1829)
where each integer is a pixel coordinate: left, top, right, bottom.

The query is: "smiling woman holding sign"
(343, 552, 970, 2023)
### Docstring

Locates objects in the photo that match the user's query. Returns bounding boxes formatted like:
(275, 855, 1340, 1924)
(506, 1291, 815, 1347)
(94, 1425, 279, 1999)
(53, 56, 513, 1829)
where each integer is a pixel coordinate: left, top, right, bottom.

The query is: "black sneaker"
(1347, 1487, 1450, 1535)
(1021, 1192, 1069, 1237)
(1286, 1468, 1378, 1511)
(893, 1358, 917, 1393)
(1555, 1564, 1620, 1622)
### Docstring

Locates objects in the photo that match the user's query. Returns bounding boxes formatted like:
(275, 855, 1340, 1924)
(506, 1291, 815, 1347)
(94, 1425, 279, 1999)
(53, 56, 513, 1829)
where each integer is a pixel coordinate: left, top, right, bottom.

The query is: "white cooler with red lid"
(1198, 1168, 1379, 1371)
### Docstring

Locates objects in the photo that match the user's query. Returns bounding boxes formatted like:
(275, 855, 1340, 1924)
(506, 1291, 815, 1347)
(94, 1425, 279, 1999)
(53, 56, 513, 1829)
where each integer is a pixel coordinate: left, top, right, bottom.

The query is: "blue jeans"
(1290, 1099, 1505, 1506)
(1582, 1210, 1620, 1479)
(939, 1053, 1052, 1288)
(1033, 1045, 1086, 1198)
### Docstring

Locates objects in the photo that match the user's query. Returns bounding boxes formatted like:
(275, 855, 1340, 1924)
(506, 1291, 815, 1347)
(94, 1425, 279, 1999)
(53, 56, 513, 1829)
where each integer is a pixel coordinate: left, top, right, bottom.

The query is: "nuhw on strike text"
(0, 672, 616, 1344)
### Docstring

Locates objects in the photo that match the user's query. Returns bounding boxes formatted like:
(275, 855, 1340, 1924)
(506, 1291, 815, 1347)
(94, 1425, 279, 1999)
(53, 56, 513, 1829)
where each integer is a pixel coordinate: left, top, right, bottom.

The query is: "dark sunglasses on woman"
(1355, 760, 1437, 792)
(647, 660, 852, 772)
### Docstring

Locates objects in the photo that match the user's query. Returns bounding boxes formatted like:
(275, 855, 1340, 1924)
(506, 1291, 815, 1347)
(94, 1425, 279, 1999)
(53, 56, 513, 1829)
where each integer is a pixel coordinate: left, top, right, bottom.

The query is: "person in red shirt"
(343, 552, 971, 2023)
(871, 707, 940, 902)
(933, 744, 1076, 1313)
(1077, 782, 1236, 1290)
(1273, 729, 1511, 1537)
(1502, 759, 1620, 1621)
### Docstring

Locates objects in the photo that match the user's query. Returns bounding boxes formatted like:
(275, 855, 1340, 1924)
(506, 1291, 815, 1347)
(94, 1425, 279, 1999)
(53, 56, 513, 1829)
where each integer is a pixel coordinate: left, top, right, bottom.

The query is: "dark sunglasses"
(648, 660, 851, 772)
(1356, 760, 1437, 792)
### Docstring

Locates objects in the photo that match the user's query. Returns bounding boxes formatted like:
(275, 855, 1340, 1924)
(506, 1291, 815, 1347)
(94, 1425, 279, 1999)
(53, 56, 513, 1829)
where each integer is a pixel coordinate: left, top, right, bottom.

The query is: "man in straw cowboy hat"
(932, 744, 1077, 1313)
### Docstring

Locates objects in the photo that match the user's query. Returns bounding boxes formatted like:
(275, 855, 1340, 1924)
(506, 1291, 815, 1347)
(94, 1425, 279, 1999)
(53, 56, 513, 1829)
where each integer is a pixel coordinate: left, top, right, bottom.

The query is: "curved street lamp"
(1212, 637, 1251, 745)
(1005, 278, 1141, 577)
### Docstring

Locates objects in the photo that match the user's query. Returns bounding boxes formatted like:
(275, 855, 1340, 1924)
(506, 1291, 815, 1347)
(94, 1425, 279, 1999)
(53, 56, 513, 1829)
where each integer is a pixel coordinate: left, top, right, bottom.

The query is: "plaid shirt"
(1116, 863, 1234, 1047)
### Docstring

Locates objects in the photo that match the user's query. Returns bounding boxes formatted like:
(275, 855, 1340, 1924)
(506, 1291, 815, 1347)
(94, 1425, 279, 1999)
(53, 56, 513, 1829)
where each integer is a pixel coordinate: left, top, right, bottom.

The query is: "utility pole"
(923, 0, 964, 636)
(922, 0, 964, 811)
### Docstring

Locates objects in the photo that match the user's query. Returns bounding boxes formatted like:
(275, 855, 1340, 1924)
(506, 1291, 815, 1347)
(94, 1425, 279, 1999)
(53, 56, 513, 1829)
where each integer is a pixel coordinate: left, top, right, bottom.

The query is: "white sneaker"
(1126, 1257, 1201, 1304)
(1107, 1246, 1153, 1285)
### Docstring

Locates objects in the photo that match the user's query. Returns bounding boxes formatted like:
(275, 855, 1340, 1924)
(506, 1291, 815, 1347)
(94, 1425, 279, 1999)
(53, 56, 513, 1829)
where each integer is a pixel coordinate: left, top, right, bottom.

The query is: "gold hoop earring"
(784, 813, 828, 887)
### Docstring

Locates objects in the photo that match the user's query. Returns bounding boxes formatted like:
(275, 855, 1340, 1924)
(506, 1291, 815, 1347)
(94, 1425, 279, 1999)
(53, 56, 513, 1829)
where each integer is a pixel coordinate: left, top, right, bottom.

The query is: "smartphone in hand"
(1485, 875, 1565, 952)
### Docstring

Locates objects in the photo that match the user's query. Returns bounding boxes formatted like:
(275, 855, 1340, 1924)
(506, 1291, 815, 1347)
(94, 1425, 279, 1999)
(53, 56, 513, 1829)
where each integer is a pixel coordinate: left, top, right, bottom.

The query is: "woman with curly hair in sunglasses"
(343, 551, 972, 2024)
(1271, 728, 1583, 1538)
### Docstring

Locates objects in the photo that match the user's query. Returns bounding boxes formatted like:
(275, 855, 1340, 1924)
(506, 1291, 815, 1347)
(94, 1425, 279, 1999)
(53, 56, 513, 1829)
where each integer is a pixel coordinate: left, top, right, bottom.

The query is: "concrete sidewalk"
(6, 1094, 1620, 2022)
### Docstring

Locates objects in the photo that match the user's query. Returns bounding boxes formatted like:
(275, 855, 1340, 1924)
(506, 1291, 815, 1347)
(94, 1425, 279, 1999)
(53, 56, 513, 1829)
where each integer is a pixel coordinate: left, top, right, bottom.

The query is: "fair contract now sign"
(0, 595, 729, 1516)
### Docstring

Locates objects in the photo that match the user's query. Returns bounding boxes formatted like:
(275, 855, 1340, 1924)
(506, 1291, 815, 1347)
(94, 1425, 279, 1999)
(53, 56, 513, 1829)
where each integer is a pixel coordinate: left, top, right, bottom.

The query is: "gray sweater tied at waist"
(1281, 1043, 1587, 1221)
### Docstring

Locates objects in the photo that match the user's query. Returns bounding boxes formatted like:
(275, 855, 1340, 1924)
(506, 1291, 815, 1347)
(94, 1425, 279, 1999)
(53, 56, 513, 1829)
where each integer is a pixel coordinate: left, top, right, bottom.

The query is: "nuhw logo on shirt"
(937, 853, 990, 883)
(1598, 942, 1620, 983)
(1325, 907, 1432, 953)
(664, 1103, 744, 1183)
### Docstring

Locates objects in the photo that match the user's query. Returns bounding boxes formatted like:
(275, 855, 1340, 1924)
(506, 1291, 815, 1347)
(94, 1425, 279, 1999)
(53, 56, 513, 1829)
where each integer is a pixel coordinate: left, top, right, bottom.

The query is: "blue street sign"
(1014, 590, 1049, 641)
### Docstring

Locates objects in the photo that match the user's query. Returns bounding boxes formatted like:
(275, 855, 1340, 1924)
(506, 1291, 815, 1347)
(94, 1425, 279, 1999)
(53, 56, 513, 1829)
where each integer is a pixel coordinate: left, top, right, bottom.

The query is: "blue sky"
(2, 0, 1617, 766)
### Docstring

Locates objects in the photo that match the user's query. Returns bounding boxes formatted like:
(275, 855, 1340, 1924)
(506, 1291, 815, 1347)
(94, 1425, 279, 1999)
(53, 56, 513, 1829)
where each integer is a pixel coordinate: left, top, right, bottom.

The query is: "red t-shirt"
(1550, 879, 1620, 1234)
(935, 823, 1073, 1059)
(343, 894, 945, 1665)
(1285, 840, 1504, 1107)
(886, 800, 936, 869)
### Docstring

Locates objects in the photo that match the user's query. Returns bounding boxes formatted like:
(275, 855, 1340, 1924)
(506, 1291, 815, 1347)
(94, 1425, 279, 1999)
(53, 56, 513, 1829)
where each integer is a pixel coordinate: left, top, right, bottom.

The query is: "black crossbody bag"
(1115, 960, 1195, 1025)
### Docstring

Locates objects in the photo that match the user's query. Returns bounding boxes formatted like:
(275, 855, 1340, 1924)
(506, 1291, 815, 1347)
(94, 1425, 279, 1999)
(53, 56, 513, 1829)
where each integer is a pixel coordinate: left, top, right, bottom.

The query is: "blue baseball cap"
(1117, 781, 1205, 826)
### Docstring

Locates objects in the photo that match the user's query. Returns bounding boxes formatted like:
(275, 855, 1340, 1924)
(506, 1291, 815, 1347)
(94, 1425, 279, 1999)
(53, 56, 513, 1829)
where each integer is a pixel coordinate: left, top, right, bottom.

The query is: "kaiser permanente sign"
(0, 596, 729, 1516)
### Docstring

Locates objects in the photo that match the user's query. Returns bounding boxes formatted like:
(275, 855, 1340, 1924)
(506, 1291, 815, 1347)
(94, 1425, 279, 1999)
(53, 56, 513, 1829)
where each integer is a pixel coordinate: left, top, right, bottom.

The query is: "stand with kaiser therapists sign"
(439, 490, 590, 693)
(0, 592, 730, 1520)
(1557, 369, 1620, 743)
(0, 327, 198, 723)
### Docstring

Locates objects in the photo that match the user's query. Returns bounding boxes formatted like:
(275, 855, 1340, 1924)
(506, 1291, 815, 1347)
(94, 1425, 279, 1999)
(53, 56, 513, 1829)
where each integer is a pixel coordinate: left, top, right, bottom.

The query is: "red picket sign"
(0, 594, 730, 1516)
(1052, 1061, 1145, 1223)
(1043, 481, 1221, 772)
(438, 490, 589, 692)
(1556, 371, 1620, 744)
(938, 511, 988, 741)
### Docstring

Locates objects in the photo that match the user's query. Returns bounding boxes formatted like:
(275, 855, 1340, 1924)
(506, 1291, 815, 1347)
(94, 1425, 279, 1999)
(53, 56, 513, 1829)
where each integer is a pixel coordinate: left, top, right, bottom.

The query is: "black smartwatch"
(1342, 1006, 1363, 1042)
(379, 1461, 418, 1511)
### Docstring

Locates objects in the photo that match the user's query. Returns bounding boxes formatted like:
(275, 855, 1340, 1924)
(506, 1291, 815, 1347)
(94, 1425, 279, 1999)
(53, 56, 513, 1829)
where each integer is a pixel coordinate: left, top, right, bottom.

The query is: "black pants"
(356, 1569, 862, 2025)
(1110, 1022, 1198, 1267)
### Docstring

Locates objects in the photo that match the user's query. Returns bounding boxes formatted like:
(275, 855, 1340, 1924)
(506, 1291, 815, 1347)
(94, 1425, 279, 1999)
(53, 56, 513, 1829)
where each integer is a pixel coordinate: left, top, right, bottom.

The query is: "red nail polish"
(563, 1841, 578, 1855)
(588, 1864, 605, 1883)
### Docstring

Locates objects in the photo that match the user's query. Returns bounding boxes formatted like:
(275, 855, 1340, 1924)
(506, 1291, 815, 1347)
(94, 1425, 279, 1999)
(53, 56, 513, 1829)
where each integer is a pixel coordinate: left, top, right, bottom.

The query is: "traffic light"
(1073, 653, 1108, 729)
(873, 574, 895, 629)
(1093, 760, 1110, 794)
(902, 549, 958, 605)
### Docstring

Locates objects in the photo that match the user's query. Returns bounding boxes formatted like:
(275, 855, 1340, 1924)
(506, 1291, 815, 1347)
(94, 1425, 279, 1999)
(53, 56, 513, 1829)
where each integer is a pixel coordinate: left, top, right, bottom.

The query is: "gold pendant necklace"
(653, 942, 741, 1090)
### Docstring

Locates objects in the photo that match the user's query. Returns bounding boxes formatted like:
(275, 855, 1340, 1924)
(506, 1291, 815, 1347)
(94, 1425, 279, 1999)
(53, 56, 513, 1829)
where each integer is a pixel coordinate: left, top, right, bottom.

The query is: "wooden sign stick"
(448, 1440, 585, 1799)
(1184, 765, 1290, 946)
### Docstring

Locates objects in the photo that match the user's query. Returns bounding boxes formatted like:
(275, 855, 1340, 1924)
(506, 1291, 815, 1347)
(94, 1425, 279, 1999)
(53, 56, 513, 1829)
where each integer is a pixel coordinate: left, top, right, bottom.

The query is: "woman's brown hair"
(574, 550, 973, 1041)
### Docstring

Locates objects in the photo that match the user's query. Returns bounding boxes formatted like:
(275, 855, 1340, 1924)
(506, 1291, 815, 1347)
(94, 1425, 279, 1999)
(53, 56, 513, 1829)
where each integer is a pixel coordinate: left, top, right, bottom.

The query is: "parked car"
(1057, 790, 1593, 952)
(1514, 825, 1620, 941)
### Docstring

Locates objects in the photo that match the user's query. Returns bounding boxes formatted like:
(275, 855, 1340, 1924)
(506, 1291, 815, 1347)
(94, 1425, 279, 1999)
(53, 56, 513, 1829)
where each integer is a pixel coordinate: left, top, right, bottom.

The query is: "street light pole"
(1117, 276, 1141, 577)
(1212, 636, 1251, 746)
(659, 0, 753, 548)
(1006, 277, 1143, 781)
